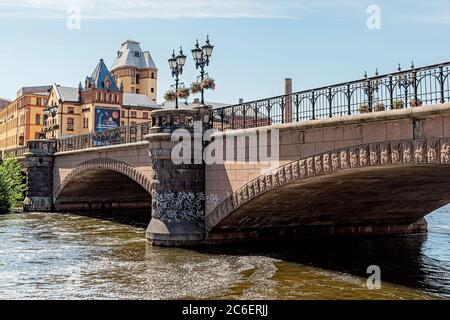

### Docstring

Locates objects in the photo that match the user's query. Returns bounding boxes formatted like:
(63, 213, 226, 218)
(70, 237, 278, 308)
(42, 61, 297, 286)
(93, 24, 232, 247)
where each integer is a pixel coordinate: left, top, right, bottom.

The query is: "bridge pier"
(145, 106, 211, 246)
(23, 140, 57, 212)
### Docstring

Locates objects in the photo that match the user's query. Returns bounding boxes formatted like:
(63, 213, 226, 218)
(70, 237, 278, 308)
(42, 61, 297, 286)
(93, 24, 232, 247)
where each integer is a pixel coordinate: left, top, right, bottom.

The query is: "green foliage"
(0, 155, 26, 212)
(0, 173, 9, 212)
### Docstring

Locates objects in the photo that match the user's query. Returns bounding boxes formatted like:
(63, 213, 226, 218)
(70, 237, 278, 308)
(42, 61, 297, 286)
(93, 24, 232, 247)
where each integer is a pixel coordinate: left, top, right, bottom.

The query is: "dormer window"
(117, 51, 122, 58)
(134, 51, 140, 58)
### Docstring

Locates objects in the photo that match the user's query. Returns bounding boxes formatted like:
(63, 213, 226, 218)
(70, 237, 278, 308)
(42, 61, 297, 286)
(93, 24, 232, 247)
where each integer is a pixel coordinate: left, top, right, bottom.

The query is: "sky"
(0, 0, 449, 104)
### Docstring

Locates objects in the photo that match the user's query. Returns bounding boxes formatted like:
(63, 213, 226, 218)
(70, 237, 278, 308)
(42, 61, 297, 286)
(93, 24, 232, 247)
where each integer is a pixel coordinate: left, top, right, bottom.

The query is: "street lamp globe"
(202, 35, 214, 58)
(50, 104, 58, 115)
(168, 51, 177, 70)
(176, 47, 187, 67)
(191, 40, 202, 61)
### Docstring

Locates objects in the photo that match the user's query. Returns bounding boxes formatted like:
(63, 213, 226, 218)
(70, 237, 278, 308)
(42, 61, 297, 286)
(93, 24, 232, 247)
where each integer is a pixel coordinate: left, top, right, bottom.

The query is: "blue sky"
(0, 0, 449, 104)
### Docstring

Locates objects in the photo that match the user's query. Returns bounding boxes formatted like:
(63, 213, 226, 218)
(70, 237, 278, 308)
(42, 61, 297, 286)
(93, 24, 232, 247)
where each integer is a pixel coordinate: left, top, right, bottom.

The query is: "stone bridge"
(22, 103, 450, 246)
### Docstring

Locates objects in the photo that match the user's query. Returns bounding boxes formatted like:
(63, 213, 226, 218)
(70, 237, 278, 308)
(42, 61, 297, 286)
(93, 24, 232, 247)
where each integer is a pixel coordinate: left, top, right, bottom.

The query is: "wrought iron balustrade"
(212, 62, 450, 131)
(57, 122, 151, 152)
(0, 146, 27, 159)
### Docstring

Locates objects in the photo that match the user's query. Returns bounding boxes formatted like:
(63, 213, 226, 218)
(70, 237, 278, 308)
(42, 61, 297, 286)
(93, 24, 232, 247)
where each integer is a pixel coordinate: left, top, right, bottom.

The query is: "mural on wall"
(94, 107, 120, 132)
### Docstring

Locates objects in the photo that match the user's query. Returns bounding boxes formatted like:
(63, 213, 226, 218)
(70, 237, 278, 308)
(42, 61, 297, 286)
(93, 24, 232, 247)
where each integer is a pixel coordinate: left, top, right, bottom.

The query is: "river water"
(0, 207, 449, 300)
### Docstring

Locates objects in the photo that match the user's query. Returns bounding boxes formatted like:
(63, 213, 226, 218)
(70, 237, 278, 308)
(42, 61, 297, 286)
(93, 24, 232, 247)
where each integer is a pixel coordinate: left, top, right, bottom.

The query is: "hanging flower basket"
(358, 104, 370, 114)
(392, 99, 404, 110)
(410, 98, 423, 107)
(164, 90, 177, 101)
(201, 78, 216, 90)
(374, 102, 385, 112)
(190, 82, 202, 94)
(177, 87, 190, 99)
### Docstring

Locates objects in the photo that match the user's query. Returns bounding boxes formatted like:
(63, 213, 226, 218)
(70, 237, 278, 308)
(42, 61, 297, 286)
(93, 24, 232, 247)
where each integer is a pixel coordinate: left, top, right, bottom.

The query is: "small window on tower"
(134, 51, 140, 58)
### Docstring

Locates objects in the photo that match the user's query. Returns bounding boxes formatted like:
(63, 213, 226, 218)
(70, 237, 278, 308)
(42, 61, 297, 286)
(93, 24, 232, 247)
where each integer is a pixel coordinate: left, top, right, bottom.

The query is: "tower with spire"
(110, 40, 158, 102)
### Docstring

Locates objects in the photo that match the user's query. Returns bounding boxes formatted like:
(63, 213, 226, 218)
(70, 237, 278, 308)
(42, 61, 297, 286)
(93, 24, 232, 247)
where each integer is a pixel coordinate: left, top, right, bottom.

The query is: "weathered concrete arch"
(206, 137, 450, 232)
(54, 158, 152, 201)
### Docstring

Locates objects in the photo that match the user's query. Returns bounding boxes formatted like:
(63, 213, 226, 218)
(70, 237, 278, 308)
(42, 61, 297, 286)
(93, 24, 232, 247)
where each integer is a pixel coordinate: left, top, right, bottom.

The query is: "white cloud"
(0, 0, 361, 19)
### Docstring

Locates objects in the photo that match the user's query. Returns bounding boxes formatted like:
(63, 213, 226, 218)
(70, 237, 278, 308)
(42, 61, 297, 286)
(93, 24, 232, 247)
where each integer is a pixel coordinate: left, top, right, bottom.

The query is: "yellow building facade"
(1, 40, 159, 149)
(0, 86, 50, 154)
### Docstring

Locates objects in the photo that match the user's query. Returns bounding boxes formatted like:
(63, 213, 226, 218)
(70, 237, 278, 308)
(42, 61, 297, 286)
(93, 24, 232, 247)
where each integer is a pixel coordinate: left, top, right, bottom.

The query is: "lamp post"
(191, 35, 214, 105)
(363, 69, 381, 112)
(43, 103, 58, 139)
(168, 47, 187, 109)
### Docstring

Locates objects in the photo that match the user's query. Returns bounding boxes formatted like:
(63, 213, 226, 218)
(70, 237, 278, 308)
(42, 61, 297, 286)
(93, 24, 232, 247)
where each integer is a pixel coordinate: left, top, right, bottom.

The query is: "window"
(131, 77, 135, 84)
(136, 74, 140, 84)
(131, 70, 135, 76)
(121, 121, 125, 127)
(136, 89, 140, 94)
(83, 118, 89, 129)
(36, 98, 41, 106)
(131, 87, 135, 94)
(151, 88, 154, 93)
(67, 118, 74, 131)
(151, 72, 155, 79)
(134, 51, 140, 58)
(143, 112, 148, 119)
(121, 110, 126, 118)
(67, 107, 74, 114)
(131, 121, 136, 126)
(130, 111, 137, 118)
(35, 114, 41, 125)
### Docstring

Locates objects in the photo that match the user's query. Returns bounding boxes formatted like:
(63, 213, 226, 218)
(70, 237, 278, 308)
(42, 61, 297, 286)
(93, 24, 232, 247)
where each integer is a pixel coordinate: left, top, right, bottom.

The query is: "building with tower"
(110, 40, 158, 102)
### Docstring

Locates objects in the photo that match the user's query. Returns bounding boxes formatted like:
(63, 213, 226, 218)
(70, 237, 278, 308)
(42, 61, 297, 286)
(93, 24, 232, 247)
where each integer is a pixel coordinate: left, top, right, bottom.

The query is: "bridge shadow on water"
(66, 210, 450, 297)
(195, 232, 450, 297)
(71, 209, 151, 228)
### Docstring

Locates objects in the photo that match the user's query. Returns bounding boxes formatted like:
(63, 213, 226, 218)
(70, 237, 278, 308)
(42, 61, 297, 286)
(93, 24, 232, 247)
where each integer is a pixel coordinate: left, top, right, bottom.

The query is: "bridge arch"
(206, 138, 450, 233)
(54, 158, 152, 211)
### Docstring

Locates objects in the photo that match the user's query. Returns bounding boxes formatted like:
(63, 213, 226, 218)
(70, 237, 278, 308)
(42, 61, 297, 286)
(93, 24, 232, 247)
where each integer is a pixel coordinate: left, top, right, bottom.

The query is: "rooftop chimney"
(284, 78, 293, 123)
(239, 98, 244, 104)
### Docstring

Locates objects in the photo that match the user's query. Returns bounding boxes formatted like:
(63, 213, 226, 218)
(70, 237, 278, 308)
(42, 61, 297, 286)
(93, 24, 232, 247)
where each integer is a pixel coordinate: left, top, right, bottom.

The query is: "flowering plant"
(177, 87, 190, 99)
(164, 90, 177, 101)
(190, 82, 202, 94)
(201, 78, 216, 90)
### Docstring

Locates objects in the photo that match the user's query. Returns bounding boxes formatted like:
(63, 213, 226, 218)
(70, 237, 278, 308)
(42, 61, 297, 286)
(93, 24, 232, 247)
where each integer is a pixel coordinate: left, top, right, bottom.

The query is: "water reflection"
(0, 208, 449, 299)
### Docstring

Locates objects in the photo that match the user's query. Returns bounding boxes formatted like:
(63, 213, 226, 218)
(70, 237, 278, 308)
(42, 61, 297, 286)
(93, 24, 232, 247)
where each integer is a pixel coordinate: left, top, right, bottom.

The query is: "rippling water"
(0, 207, 450, 299)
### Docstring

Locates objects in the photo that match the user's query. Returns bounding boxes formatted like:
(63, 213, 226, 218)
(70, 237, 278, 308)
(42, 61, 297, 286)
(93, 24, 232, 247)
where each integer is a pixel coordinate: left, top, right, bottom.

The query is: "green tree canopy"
(0, 155, 26, 213)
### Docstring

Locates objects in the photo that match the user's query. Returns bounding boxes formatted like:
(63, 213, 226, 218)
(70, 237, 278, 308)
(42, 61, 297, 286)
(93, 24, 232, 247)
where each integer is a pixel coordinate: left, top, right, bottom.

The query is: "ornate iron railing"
(57, 122, 151, 152)
(212, 62, 450, 130)
(1, 146, 27, 159)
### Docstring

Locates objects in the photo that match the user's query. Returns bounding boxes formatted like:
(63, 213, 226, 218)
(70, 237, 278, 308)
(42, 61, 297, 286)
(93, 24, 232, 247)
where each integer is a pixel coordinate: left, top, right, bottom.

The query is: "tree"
(0, 155, 27, 210)
(0, 172, 9, 213)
